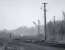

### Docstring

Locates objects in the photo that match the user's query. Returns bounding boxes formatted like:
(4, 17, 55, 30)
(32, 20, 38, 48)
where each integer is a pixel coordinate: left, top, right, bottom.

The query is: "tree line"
(46, 11, 65, 41)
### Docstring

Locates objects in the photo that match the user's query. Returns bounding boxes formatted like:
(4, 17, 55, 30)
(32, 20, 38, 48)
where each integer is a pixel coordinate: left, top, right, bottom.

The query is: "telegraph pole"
(41, 2, 47, 40)
(53, 16, 56, 41)
(10, 33, 11, 40)
(38, 17, 40, 34)
(53, 16, 55, 24)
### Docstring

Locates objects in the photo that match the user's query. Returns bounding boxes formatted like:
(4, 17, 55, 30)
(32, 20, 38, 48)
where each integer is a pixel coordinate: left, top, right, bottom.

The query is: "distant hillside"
(11, 26, 44, 40)
(0, 26, 44, 40)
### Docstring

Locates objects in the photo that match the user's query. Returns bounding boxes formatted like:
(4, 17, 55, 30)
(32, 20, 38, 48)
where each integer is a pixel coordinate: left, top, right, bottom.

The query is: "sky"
(0, 0, 65, 30)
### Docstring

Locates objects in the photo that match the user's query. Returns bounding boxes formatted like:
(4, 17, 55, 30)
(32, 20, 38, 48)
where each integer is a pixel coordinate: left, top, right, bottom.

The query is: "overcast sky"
(0, 0, 65, 30)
